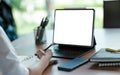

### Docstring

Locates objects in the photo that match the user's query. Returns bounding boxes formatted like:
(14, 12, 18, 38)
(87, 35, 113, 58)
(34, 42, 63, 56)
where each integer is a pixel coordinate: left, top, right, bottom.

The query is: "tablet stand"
(52, 37, 96, 59)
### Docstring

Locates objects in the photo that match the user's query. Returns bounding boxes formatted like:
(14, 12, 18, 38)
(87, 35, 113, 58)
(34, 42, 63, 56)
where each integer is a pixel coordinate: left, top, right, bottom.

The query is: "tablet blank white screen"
(53, 9, 94, 46)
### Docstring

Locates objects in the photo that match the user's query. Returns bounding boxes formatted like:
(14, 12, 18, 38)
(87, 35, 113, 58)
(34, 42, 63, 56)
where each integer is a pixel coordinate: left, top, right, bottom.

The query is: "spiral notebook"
(18, 55, 39, 67)
(98, 62, 120, 67)
(90, 48, 120, 63)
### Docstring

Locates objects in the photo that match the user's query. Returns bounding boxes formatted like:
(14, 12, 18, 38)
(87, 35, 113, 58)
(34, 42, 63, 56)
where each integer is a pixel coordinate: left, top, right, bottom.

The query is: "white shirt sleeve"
(0, 26, 29, 75)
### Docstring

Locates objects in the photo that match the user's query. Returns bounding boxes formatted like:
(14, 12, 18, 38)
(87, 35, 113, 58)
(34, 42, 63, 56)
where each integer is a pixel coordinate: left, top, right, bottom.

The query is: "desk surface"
(12, 28, 120, 75)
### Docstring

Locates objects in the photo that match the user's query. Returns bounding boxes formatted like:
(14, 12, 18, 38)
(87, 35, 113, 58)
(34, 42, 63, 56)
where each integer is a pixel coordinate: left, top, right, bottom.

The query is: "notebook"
(90, 48, 120, 63)
(18, 55, 39, 67)
(0, 26, 39, 68)
(98, 62, 120, 67)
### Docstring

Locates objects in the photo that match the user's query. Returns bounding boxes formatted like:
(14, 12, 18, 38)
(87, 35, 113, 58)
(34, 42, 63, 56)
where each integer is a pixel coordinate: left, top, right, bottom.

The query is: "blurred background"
(11, 0, 103, 35)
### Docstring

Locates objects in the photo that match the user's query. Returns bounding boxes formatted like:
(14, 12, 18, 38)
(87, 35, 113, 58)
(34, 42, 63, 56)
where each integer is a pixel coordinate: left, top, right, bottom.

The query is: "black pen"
(37, 17, 49, 41)
(35, 43, 53, 56)
(37, 18, 44, 39)
(41, 17, 49, 28)
(44, 43, 53, 51)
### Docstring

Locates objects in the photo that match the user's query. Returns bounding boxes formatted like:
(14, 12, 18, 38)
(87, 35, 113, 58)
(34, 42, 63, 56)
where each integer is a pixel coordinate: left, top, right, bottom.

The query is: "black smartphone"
(58, 58, 88, 71)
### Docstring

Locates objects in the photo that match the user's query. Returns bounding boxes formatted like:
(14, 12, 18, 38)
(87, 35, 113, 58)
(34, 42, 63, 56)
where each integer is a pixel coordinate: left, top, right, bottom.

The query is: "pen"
(37, 18, 44, 40)
(37, 17, 49, 42)
(41, 17, 49, 28)
(43, 43, 53, 51)
(36, 17, 44, 39)
(35, 43, 53, 56)
(36, 27, 40, 40)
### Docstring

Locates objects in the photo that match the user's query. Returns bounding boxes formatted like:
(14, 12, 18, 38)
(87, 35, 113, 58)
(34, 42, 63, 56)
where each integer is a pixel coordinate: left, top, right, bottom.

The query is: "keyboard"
(52, 46, 93, 59)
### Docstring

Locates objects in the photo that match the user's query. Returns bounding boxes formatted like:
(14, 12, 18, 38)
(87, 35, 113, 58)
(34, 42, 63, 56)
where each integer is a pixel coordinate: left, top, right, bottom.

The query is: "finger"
(46, 50, 53, 57)
(35, 49, 45, 55)
(49, 60, 58, 66)
(35, 49, 45, 59)
(38, 49, 45, 55)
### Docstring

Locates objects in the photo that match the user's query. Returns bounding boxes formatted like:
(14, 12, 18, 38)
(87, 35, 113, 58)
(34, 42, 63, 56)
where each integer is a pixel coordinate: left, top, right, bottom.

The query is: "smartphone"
(58, 58, 88, 71)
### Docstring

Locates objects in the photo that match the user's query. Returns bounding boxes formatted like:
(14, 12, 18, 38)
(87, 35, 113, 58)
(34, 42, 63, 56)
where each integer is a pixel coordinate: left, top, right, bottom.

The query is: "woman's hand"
(35, 49, 57, 65)
(35, 49, 46, 59)
(29, 50, 53, 75)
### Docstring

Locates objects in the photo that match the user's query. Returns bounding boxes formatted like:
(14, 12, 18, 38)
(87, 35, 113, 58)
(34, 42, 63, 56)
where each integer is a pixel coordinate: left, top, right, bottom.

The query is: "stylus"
(44, 43, 53, 51)
(34, 43, 53, 56)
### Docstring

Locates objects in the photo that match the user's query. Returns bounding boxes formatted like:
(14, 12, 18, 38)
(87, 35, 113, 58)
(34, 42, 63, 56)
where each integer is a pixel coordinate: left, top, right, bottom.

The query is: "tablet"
(53, 9, 95, 47)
